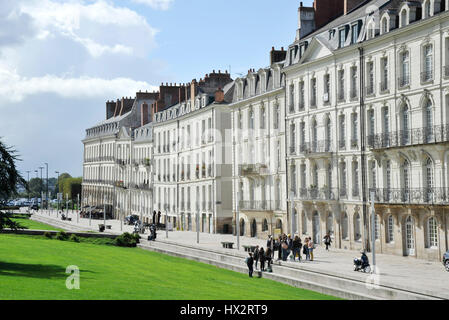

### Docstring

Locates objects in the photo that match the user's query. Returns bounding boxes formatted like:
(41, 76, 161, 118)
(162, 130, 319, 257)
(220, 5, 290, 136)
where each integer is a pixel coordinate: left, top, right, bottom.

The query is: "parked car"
(444, 251, 449, 272)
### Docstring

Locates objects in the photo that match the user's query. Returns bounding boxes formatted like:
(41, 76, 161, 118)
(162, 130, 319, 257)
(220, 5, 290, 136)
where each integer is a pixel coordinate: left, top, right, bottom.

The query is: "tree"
(28, 178, 44, 198)
(57, 173, 72, 195)
(0, 139, 26, 231)
(61, 178, 82, 201)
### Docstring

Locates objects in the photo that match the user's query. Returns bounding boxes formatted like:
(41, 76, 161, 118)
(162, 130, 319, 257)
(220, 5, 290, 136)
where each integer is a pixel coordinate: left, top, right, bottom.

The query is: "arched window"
(249, 109, 254, 129)
(400, 9, 408, 27)
(424, 99, 433, 142)
(423, 44, 433, 82)
(354, 213, 361, 241)
(342, 213, 349, 240)
(262, 219, 269, 232)
(402, 159, 411, 202)
(374, 214, 380, 240)
(425, 157, 434, 202)
(387, 215, 394, 243)
(424, 0, 432, 18)
(402, 104, 410, 144)
(427, 217, 438, 248)
(400, 51, 410, 87)
(381, 17, 388, 34)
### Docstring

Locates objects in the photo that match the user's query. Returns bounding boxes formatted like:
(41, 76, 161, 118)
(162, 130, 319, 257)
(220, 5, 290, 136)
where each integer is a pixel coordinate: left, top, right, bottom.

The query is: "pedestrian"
(157, 211, 161, 225)
(253, 246, 260, 270)
(246, 253, 254, 278)
(324, 232, 332, 251)
(152, 210, 156, 224)
(266, 235, 273, 255)
(297, 236, 302, 261)
(303, 238, 310, 261)
(292, 235, 301, 262)
(276, 236, 282, 261)
(265, 247, 272, 271)
(259, 247, 266, 271)
(308, 237, 314, 261)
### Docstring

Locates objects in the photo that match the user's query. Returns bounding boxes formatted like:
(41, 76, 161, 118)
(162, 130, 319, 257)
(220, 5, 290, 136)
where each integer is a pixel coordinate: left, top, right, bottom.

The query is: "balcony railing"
(239, 200, 281, 211)
(398, 75, 410, 88)
(298, 188, 337, 201)
(421, 70, 433, 83)
(368, 124, 449, 150)
(297, 140, 333, 154)
(370, 188, 449, 205)
(238, 164, 269, 176)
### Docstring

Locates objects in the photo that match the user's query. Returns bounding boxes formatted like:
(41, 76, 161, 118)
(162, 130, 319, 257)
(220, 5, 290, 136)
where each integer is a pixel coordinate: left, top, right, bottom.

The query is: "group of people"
(246, 232, 333, 277)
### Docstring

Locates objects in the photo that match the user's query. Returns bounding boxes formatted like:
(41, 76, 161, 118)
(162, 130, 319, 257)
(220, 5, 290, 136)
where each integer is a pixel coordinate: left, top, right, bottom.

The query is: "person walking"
(152, 210, 157, 224)
(287, 234, 293, 260)
(253, 246, 260, 270)
(292, 236, 301, 262)
(308, 237, 315, 261)
(267, 235, 273, 258)
(265, 247, 272, 271)
(259, 247, 266, 271)
(246, 253, 254, 278)
(324, 233, 332, 251)
(276, 236, 282, 261)
(303, 238, 310, 261)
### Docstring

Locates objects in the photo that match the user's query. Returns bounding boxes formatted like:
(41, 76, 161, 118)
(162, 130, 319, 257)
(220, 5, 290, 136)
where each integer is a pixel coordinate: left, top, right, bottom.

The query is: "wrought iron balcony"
(370, 188, 449, 205)
(398, 75, 410, 88)
(238, 164, 269, 176)
(367, 124, 449, 150)
(298, 188, 337, 201)
(239, 200, 280, 211)
(421, 70, 433, 83)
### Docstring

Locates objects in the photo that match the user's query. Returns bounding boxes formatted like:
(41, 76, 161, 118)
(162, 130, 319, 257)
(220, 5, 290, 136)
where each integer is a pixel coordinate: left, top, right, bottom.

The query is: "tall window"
(370, 161, 377, 189)
(423, 44, 433, 81)
(351, 113, 358, 148)
(300, 164, 306, 190)
(400, 51, 410, 87)
(249, 109, 254, 130)
(350, 66, 358, 99)
(367, 62, 374, 95)
(339, 28, 346, 48)
(424, 0, 432, 18)
(383, 107, 390, 135)
(403, 159, 411, 201)
(425, 99, 433, 142)
(381, 57, 388, 91)
(351, 23, 359, 44)
(300, 121, 306, 150)
(354, 213, 361, 241)
(387, 215, 394, 243)
(325, 117, 332, 151)
(400, 9, 407, 28)
(324, 74, 330, 103)
(342, 213, 348, 239)
(374, 215, 380, 240)
(299, 81, 305, 109)
(402, 105, 410, 145)
(426, 157, 434, 201)
(340, 161, 347, 196)
(312, 119, 318, 151)
(290, 123, 296, 154)
(289, 84, 295, 112)
(291, 165, 297, 195)
(311, 78, 317, 107)
(352, 161, 359, 197)
(381, 17, 388, 34)
(327, 163, 333, 191)
(338, 69, 345, 101)
(339, 115, 346, 149)
(260, 107, 266, 129)
(385, 160, 392, 200)
(273, 105, 279, 129)
(427, 217, 438, 248)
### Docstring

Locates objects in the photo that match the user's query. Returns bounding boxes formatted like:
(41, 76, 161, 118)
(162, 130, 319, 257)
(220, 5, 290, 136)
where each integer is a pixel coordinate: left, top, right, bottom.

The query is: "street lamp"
(26, 171, 30, 202)
(55, 171, 60, 212)
(38, 167, 44, 209)
(236, 191, 240, 251)
(44, 163, 48, 210)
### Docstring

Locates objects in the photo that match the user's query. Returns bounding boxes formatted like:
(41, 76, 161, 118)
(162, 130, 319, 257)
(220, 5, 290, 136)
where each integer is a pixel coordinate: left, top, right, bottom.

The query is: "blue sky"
(0, 0, 313, 179)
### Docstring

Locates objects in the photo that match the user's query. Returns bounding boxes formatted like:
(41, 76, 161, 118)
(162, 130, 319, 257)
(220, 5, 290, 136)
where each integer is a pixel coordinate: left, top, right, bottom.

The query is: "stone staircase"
(138, 239, 443, 300)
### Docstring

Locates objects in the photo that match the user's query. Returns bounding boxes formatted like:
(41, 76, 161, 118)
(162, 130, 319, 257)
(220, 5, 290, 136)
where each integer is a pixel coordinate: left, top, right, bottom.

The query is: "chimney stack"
(141, 102, 149, 127)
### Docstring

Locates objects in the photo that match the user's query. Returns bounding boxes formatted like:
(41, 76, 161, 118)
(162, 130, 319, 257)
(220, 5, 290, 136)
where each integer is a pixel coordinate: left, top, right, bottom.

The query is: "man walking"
(324, 232, 332, 251)
(253, 246, 260, 270)
(246, 253, 254, 278)
(292, 236, 301, 262)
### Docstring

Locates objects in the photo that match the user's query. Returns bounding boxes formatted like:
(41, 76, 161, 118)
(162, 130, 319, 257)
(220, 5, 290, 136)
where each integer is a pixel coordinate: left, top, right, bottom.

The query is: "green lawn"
(0, 234, 339, 300)
(10, 216, 64, 232)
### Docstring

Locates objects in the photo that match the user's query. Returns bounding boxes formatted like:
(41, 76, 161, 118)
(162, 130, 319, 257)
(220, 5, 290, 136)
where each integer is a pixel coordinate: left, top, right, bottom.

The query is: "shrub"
(56, 231, 69, 241)
(69, 234, 80, 243)
(133, 233, 141, 244)
(43, 232, 53, 239)
(116, 233, 137, 247)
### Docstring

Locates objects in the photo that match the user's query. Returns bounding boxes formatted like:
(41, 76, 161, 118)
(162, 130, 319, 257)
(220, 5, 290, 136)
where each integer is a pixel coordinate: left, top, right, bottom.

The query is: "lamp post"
(77, 193, 80, 224)
(26, 171, 30, 202)
(196, 211, 200, 244)
(44, 163, 48, 210)
(39, 167, 44, 209)
(89, 195, 92, 226)
(290, 191, 295, 235)
(371, 192, 376, 272)
(55, 171, 60, 213)
(236, 191, 240, 251)
(103, 195, 106, 232)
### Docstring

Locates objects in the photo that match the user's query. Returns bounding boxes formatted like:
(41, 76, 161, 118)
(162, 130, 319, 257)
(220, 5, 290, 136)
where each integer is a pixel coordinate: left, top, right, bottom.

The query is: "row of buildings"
(83, 0, 449, 261)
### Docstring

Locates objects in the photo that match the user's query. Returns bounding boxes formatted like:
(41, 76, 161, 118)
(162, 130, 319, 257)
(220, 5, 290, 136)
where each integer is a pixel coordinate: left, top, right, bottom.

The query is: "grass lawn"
(0, 234, 339, 300)
(10, 216, 64, 232)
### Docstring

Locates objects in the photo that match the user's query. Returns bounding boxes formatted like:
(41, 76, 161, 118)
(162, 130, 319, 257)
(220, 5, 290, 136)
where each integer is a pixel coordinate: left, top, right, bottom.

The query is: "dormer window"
(381, 17, 388, 34)
(423, 0, 432, 18)
(400, 9, 408, 27)
(339, 28, 346, 48)
(351, 23, 359, 44)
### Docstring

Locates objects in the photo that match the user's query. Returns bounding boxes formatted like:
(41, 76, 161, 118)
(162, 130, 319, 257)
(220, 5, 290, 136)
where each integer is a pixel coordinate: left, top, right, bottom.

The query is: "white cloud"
(18, 0, 158, 58)
(131, 0, 174, 10)
(0, 64, 158, 103)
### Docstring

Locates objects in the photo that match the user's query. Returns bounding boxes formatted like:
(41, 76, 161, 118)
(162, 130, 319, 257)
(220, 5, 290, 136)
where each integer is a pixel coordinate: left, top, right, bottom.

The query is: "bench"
(221, 242, 234, 249)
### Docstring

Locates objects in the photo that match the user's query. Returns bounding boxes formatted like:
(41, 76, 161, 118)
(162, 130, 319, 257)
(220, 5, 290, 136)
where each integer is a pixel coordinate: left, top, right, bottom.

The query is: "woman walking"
(308, 237, 314, 261)
(324, 233, 332, 251)
(259, 247, 266, 271)
(303, 238, 310, 261)
(265, 247, 272, 271)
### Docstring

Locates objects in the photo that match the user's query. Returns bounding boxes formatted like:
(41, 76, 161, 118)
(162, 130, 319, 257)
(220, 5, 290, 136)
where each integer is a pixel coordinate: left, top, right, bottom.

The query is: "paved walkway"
(30, 209, 449, 299)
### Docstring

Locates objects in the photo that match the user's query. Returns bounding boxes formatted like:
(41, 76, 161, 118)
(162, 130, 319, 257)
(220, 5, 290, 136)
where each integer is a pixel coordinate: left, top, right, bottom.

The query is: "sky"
(0, 0, 313, 179)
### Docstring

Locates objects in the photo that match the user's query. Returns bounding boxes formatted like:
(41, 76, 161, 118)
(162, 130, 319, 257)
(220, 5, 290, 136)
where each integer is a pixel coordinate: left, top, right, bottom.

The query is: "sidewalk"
(31, 209, 449, 299)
